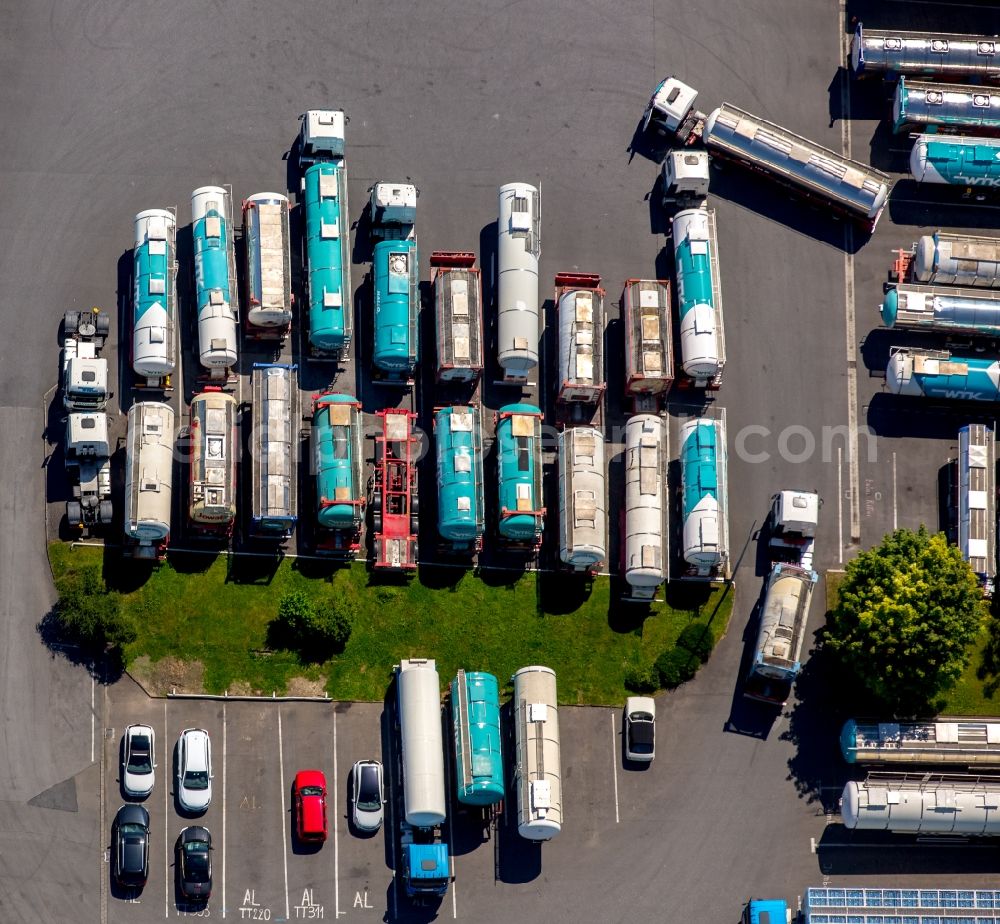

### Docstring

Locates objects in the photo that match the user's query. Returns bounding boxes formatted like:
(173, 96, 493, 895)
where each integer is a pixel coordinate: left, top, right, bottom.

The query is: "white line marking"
(892, 451, 898, 531)
(837, 446, 844, 565)
(91, 676, 95, 764)
(839, 17, 861, 546)
(278, 706, 290, 922)
(164, 703, 169, 919)
(610, 712, 620, 824)
(333, 708, 341, 918)
(810, 837, 816, 854)
(222, 701, 227, 919)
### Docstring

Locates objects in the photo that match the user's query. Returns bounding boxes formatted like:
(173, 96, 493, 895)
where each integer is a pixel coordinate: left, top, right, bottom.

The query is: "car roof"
(295, 769, 326, 789)
(116, 804, 149, 826)
(357, 762, 382, 795)
(181, 729, 209, 768)
(299, 788, 326, 830)
(629, 722, 655, 745)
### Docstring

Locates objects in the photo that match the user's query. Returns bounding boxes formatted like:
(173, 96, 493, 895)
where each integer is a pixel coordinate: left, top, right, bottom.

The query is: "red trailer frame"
(371, 409, 419, 571)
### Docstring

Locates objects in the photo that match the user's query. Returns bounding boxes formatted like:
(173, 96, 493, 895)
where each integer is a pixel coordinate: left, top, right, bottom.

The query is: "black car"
(177, 826, 212, 900)
(112, 804, 150, 889)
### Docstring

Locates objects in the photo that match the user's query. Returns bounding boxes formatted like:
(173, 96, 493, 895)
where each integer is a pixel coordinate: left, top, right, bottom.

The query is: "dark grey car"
(177, 826, 212, 900)
(112, 804, 149, 889)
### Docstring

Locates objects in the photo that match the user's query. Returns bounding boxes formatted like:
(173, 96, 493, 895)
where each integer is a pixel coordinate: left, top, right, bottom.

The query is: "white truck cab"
(298, 109, 346, 165)
(369, 182, 418, 240)
(643, 77, 700, 136)
(769, 490, 820, 571)
(661, 150, 710, 207)
(65, 412, 113, 529)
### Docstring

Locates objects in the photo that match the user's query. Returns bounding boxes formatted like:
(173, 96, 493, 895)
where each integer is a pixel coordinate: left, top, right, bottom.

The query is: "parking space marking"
(223, 701, 228, 919)
(333, 708, 341, 919)
(837, 446, 844, 564)
(91, 675, 95, 763)
(278, 706, 290, 922)
(164, 701, 169, 919)
(838, 14, 861, 546)
(610, 712, 620, 824)
(892, 451, 898, 531)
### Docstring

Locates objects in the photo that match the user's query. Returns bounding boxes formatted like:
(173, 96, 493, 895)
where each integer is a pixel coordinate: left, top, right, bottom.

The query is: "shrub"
(655, 647, 699, 688)
(273, 591, 353, 659)
(676, 622, 714, 664)
(624, 663, 659, 694)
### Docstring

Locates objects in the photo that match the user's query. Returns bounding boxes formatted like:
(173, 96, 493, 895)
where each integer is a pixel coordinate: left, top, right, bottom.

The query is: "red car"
(293, 770, 328, 843)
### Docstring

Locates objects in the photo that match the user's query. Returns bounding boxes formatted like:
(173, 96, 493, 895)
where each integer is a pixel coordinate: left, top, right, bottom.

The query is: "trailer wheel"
(64, 311, 79, 336)
(98, 500, 113, 524)
(371, 492, 382, 515)
(66, 500, 82, 527)
(410, 494, 420, 516)
(373, 512, 382, 535)
(410, 514, 419, 535)
(95, 312, 110, 337)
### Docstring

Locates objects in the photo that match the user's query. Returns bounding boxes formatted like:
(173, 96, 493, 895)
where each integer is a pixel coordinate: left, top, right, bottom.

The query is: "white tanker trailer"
(621, 415, 668, 601)
(497, 182, 540, 384)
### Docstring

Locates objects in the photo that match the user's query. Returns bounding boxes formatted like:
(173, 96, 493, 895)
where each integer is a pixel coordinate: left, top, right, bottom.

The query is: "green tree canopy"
(56, 565, 136, 653)
(825, 526, 986, 714)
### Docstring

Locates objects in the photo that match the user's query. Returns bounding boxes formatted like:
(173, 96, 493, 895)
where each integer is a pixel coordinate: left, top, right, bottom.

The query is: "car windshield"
(183, 843, 210, 882)
(184, 770, 209, 790)
(300, 785, 324, 798)
(357, 766, 381, 810)
(127, 737, 152, 774)
(120, 824, 146, 839)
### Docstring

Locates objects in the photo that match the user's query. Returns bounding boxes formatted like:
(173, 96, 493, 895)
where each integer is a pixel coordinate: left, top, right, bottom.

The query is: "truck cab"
(743, 898, 793, 923)
(369, 182, 417, 240)
(769, 490, 820, 571)
(298, 109, 345, 166)
(65, 412, 113, 529)
(661, 150, 711, 207)
(63, 308, 110, 412)
(643, 76, 701, 139)
(400, 838, 449, 902)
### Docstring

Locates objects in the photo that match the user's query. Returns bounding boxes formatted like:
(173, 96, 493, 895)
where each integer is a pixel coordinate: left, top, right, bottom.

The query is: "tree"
(824, 526, 986, 714)
(56, 566, 136, 653)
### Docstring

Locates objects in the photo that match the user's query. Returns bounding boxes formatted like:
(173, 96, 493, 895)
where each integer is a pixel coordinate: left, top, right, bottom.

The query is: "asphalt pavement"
(7, 0, 1000, 921)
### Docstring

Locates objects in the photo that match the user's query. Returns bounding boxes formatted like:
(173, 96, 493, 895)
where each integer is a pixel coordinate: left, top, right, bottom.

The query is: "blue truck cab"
(743, 898, 792, 924)
(401, 842, 449, 900)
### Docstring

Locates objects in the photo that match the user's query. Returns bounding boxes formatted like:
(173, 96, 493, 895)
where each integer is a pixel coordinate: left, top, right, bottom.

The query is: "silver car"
(351, 760, 384, 832)
(624, 697, 656, 763)
(176, 729, 213, 813)
(122, 724, 156, 798)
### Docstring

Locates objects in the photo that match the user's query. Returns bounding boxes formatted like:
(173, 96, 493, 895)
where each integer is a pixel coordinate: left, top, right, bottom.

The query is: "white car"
(122, 724, 156, 798)
(351, 760, 384, 832)
(624, 697, 656, 763)
(176, 728, 213, 813)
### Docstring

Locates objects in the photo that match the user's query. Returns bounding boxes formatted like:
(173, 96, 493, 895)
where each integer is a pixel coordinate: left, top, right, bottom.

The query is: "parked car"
(112, 804, 149, 889)
(176, 728, 213, 813)
(176, 826, 212, 900)
(624, 696, 656, 762)
(293, 770, 328, 843)
(122, 724, 156, 798)
(351, 759, 384, 832)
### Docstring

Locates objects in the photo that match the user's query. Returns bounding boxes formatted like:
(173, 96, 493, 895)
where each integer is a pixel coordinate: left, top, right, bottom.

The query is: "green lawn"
(49, 543, 734, 704)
